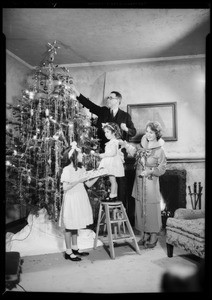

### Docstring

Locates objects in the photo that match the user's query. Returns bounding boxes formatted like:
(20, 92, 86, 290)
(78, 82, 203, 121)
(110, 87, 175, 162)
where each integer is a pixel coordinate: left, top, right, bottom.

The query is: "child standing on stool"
(59, 141, 99, 261)
(97, 122, 125, 201)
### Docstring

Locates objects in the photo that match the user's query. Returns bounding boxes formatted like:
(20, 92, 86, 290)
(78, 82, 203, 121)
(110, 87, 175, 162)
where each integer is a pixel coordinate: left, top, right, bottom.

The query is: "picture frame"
(127, 102, 177, 142)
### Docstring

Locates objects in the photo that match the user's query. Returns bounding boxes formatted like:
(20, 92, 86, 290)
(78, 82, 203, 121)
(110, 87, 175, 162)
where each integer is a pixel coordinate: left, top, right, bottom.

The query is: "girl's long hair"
(62, 147, 82, 170)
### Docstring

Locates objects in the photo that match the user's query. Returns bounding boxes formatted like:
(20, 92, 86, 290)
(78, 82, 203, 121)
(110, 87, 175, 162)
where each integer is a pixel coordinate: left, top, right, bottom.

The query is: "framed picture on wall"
(127, 102, 177, 142)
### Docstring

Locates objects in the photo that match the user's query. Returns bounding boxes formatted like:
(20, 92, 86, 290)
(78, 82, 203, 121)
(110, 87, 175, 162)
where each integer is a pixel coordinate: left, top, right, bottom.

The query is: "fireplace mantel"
(167, 157, 205, 163)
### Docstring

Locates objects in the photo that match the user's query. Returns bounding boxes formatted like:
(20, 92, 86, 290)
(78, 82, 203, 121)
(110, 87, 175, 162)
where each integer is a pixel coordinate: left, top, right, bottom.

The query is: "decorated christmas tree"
(6, 41, 110, 225)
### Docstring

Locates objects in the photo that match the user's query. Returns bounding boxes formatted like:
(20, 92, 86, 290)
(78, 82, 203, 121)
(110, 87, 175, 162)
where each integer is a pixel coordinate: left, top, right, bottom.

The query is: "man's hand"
(120, 123, 128, 132)
(70, 84, 80, 97)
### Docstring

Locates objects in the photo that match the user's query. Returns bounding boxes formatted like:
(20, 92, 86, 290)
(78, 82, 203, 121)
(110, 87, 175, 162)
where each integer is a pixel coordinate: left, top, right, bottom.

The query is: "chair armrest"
(174, 208, 205, 220)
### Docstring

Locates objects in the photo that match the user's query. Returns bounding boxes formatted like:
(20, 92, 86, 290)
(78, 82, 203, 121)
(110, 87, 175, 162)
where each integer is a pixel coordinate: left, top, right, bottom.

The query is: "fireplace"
(159, 169, 187, 222)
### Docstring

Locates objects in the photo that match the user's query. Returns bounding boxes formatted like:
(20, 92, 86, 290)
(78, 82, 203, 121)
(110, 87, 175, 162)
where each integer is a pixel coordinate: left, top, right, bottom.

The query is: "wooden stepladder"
(94, 201, 141, 259)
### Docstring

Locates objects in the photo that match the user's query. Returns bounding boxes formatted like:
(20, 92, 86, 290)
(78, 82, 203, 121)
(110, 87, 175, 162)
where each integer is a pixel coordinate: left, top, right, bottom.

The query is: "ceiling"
(3, 8, 210, 67)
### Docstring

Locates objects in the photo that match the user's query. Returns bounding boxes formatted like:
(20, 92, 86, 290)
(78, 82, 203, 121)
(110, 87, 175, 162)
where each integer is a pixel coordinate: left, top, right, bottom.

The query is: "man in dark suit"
(70, 85, 136, 207)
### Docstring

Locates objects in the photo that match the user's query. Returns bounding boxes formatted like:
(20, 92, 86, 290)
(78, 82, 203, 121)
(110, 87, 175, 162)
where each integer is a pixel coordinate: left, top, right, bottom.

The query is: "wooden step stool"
(94, 201, 141, 259)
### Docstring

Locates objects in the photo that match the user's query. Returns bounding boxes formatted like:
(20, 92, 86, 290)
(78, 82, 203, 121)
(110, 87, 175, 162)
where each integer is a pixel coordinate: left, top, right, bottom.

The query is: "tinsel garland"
(6, 40, 110, 222)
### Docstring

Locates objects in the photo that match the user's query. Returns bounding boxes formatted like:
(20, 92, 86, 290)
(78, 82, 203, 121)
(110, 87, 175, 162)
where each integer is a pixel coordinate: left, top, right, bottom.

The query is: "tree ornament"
(45, 108, 49, 117)
(27, 176, 31, 184)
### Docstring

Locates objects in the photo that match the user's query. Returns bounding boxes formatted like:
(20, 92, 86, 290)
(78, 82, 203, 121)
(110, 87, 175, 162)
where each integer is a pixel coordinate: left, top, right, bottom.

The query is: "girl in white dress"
(98, 122, 125, 201)
(59, 141, 99, 261)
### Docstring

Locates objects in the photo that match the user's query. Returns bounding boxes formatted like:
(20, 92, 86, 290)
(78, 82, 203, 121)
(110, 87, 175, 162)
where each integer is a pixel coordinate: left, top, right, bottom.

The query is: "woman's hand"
(139, 169, 153, 177)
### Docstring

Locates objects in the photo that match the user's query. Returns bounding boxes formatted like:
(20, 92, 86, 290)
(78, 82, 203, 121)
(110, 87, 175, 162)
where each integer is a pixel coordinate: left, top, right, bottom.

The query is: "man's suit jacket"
(77, 94, 136, 152)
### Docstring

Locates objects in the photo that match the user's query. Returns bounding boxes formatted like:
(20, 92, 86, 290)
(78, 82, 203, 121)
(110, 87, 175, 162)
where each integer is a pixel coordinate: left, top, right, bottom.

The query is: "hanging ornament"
(45, 108, 49, 117)
(47, 158, 52, 164)
(27, 176, 31, 184)
(29, 91, 35, 100)
(53, 131, 60, 140)
(38, 181, 43, 188)
(83, 117, 91, 128)
(49, 116, 57, 124)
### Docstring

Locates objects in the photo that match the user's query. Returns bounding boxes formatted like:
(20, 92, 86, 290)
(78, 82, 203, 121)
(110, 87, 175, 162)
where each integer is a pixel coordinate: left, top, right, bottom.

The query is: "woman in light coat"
(124, 121, 167, 248)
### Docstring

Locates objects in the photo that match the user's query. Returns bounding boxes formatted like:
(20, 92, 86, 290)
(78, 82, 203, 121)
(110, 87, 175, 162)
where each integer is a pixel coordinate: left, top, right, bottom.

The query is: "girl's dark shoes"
(72, 249, 89, 256)
(106, 197, 118, 202)
(64, 252, 81, 261)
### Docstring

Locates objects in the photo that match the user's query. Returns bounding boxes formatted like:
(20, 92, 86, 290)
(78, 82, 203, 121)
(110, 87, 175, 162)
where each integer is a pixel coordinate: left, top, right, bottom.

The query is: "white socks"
(109, 193, 117, 198)
(66, 248, 77, 258)
(71, 245, 78, 251)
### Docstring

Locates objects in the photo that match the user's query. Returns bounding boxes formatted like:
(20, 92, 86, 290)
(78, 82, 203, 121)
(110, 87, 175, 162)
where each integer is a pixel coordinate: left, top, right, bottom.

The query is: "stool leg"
(117, 209, 122, 235)
(121, 204, 141, 255)
(105, 204, 115, 259)
(112, 208, 118, 238)
(94, 203, 103, 249)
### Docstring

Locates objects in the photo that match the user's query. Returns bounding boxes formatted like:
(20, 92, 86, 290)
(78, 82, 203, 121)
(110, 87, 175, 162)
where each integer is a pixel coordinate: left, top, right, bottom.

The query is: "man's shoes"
(64, 252, 81, 261)
(72, 249, 89, 256)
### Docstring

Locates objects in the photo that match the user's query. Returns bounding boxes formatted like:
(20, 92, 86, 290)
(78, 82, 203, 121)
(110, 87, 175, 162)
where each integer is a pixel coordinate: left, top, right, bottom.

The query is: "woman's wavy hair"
(145, 121, 163, 140)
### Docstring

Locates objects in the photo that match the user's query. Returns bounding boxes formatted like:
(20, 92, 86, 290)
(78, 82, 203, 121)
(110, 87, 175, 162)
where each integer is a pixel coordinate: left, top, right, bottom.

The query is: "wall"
(64, 56, 205, 209)
(6, 53, 205, 213)
(6, 52, 31, 223)
(6, 53, 32, 105)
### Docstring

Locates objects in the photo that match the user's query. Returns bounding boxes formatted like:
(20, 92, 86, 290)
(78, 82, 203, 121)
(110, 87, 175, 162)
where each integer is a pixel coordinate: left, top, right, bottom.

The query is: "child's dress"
(58, 165, 93, 230)
(98, 139, 124, 177)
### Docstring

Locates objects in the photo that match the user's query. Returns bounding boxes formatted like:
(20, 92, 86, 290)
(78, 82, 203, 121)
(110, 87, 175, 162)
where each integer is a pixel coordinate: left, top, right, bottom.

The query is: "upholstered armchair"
(166, 208, 205, 259)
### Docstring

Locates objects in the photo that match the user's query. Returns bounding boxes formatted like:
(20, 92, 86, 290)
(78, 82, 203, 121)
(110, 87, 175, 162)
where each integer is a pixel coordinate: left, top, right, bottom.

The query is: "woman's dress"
(58, 165, 93, 230)
(132, 135, 167, 235)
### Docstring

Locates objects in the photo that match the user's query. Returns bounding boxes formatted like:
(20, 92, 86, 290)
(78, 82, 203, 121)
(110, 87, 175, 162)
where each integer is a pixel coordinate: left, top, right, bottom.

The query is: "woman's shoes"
(64, 252, 81, 261)
(72, 249, 89, 256)
(138, 239, 147, 246)
(146, 238, 158, 249)
(138, 233, 150, 246)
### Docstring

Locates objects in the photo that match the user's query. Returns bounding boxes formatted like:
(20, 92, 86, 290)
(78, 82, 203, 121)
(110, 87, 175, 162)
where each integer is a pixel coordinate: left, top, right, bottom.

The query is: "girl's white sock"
(66, 248, 77, 258)
(110, 193, 117, 198)
(71, 245, 78, 251)
(66, 248, 73, 254)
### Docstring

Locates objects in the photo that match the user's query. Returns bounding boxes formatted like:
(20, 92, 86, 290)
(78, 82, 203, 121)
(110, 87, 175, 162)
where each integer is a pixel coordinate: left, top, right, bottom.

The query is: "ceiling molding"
(6, 50, 34, 69)
(57, 54, 205, 68)
(6, 49, 205, 69)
